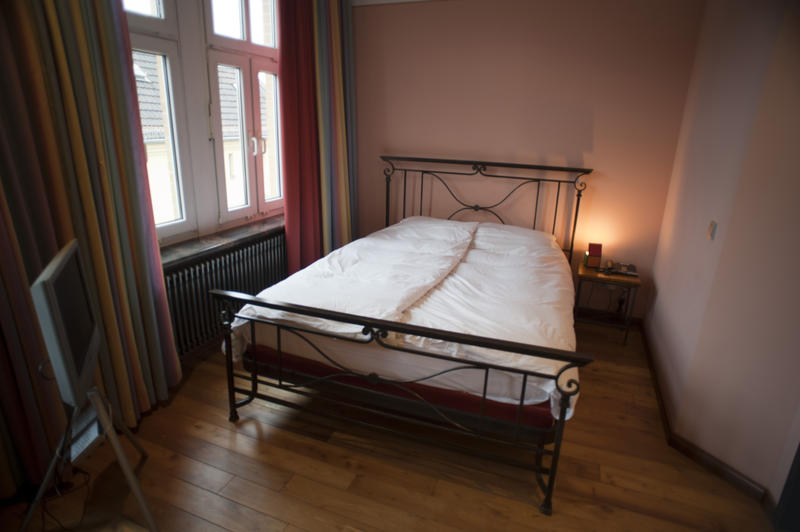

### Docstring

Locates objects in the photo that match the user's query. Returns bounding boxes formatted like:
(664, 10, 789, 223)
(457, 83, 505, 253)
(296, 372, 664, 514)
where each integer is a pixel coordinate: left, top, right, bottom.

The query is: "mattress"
(230, 216, 579, 418)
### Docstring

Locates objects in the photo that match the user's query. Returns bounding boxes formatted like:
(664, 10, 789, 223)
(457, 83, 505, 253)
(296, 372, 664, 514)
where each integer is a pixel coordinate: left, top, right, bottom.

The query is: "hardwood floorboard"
(2, 322, 771, 531)
(168, 395, 440, 496)
(76, 435, 232, 497)
(324, 429, 543, 503)
(179, 368, 336, 442)
(220, 476, 380, 532)
(554, 473, 721, 530)
(282, 475, 462, 532)
(136, 414, 295, 492)
(133, 470, 286, 532)
(594, 466, 766, 527)
(124, 497, 228, 532)
(345, 474, 534, 532)
(146, 413, 356, 490)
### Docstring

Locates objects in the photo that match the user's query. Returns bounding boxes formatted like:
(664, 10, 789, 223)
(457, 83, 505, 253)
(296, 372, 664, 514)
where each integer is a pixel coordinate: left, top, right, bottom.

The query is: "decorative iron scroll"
(381, 156, 592, 263)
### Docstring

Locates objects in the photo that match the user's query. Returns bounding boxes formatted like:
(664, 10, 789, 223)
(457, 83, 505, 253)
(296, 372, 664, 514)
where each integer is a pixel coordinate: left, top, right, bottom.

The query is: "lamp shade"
(586, 243, 602, 267)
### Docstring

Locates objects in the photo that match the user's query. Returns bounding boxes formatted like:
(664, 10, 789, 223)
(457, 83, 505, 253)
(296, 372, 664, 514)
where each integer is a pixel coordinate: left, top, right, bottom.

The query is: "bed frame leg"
(226, 362, 239, 423)
(539, 396, 570, 514)
(222, 310, 239, 423)
(533, 449, 552, 515)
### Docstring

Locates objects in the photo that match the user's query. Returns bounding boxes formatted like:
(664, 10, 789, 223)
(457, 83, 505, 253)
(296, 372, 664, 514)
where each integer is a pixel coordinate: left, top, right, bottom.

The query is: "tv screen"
(31, 240, 101, 408)
(53, 255, 95, 374)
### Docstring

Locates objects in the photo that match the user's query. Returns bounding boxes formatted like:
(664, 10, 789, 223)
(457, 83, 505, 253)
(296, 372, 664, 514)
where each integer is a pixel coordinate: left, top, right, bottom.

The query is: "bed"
(211, 156, 594, 515)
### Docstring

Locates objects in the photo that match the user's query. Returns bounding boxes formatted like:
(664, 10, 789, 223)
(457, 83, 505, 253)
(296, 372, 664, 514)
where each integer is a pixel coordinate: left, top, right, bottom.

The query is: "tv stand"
(20, 387, 158, 531)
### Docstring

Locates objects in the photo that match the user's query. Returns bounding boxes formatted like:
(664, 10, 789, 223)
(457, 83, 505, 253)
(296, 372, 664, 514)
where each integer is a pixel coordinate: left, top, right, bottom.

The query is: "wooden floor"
(3, 323, 770, 531)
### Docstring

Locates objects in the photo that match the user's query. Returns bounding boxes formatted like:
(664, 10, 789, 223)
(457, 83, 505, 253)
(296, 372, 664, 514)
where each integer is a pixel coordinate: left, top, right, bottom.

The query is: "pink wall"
(648, 0, 799, 502)
(353, 0, 703, 316)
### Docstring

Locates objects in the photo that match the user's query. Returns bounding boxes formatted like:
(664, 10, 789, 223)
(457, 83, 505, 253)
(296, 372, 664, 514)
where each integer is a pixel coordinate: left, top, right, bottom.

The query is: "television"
(30, 240, 101, 410)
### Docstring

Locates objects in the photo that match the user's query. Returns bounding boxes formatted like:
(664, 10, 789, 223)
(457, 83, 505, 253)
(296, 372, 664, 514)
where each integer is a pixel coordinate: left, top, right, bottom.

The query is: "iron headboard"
(381, 156, 592, 263)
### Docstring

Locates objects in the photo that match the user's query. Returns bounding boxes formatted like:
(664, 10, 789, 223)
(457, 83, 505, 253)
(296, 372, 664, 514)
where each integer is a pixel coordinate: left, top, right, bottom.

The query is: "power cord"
(38, 466, 92, 531)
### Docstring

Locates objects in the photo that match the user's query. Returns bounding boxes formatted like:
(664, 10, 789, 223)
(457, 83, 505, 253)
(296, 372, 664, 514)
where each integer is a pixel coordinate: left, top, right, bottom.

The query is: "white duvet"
(230, 216, 579, 418)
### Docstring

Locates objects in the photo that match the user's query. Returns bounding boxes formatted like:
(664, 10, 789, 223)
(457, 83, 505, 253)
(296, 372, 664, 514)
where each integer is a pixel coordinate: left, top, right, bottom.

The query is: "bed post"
(222, 308, 239, 422)
(541, 393, 570, 515)
(541, 366, 580, 514)
(568, 174, 588, 264)
(384, 165, 393, 227)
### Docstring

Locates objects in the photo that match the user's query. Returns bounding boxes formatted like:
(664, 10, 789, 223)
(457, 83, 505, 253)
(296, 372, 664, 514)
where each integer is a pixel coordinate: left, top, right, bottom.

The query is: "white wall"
(647, 0, 799, 502)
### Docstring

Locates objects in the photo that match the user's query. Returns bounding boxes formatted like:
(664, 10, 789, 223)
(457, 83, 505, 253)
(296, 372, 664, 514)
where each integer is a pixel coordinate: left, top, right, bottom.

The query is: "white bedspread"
(230, 217, 579, 418)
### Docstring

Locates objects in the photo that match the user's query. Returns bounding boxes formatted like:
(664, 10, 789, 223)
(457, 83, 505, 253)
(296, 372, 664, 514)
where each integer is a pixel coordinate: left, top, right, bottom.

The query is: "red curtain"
(279, 0, 322, 273)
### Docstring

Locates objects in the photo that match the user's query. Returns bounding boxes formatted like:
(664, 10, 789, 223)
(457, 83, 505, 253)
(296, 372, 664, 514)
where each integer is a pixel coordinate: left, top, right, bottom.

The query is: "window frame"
(205, 0, 283, 222)
(124, 0, 284, 244)
(208, 50, 259, 224)
(124, 0, 179, 39)
(251, 58, 284, 216)
(203, 0, 279, 62)
(129, 33, 197, 240)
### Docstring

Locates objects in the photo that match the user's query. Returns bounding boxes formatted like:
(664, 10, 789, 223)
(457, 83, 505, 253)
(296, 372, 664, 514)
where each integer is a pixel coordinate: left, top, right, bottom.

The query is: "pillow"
(472, 222, 560, 255)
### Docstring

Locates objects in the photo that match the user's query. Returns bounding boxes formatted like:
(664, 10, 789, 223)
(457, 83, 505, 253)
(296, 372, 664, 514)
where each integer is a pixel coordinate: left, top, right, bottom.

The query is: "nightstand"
(574, 263, 641, 344)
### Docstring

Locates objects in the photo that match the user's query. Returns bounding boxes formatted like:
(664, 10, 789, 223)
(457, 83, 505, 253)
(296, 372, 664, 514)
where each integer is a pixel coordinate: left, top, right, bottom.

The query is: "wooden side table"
(574, 263, 641, 344)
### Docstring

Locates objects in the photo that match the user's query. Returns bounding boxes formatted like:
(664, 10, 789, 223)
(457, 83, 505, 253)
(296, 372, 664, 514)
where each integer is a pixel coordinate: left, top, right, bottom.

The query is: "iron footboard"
(211, 289, 593, 515)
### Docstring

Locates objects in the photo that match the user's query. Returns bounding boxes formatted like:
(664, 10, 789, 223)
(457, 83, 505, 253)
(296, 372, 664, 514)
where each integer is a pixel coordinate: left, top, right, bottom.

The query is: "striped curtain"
(0, 0, 181, 495)
(313, 0, 358, 253)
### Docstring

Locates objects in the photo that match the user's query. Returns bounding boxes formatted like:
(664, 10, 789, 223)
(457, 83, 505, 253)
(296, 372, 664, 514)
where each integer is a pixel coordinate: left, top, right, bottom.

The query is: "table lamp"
(584, 243, 602, 268)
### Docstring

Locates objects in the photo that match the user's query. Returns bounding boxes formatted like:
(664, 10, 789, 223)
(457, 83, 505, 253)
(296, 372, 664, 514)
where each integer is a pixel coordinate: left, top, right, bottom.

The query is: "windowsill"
(160, 215, 284, 272)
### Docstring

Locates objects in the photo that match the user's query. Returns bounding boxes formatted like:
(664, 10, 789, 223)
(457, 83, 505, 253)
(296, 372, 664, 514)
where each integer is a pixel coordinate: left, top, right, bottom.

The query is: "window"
(128, 34, 194, 239)
(208, 0, 277, 50)
(124, 0, 281, 242)
(132, 50, 182, 224)
(209, 53, 282, 221)
(122, 0, 163, 19)
(207, 1, 282, 222)
(250, 0, 276, 47)
(211, 0, 244, 39)
(257, 70, 281, 203)
(213, 59, 252, 212)
(124, 0, 176, 37)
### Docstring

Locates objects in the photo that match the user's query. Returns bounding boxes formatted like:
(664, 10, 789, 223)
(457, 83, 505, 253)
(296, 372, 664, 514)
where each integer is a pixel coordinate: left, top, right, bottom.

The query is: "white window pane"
(249, 0, 275, 47)
(258, 72, 281, 201)
(211, 0, 244, 40)
(123, 0, 163, 18)
(217, 64, 249, 209)
(132, 50, 183, 226)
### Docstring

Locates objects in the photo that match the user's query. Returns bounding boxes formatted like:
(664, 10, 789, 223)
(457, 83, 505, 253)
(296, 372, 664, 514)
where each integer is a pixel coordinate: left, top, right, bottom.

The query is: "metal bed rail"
(211, 288, 593, 514)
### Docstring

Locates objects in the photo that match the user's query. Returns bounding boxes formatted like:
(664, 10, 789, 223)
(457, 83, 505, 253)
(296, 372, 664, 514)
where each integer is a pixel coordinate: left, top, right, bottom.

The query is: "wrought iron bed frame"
(381, 155, 591, 263)
(211, 156, 594, 515)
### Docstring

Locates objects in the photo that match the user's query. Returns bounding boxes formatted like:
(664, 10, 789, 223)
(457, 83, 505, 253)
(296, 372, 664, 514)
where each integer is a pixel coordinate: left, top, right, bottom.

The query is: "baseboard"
(667, 431, 766, 501)
(639, 324, 767, 504)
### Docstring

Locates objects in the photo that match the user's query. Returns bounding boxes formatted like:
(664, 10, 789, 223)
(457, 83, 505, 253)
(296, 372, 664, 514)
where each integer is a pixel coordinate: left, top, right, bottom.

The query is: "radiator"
(162, 227, 287, 356)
